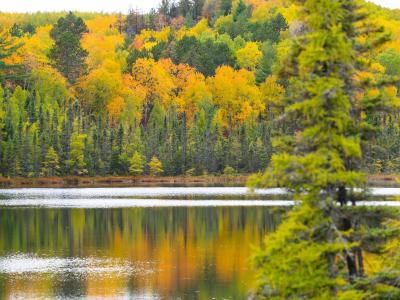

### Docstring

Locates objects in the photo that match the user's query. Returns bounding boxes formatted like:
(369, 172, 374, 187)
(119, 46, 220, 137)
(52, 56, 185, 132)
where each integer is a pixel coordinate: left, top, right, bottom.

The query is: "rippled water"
(0, 187, 398, 208)
(0, 187, 285, 199)
(0, 254, 140, 275)
(0, 187, 398, 299)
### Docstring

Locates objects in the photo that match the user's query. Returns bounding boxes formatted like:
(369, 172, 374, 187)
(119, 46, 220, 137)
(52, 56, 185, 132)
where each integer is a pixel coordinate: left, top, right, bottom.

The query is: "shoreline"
(0, 174, 397, 188)
(0, 175, 248, 188)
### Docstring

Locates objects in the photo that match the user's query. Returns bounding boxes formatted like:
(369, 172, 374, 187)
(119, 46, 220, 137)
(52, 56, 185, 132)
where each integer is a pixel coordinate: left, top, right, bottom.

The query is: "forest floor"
(0, 174, 397, 188)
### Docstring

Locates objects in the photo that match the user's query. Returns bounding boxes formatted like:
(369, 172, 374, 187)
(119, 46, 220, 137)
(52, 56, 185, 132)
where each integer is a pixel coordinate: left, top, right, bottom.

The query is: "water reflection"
(0, 205, 284, 299)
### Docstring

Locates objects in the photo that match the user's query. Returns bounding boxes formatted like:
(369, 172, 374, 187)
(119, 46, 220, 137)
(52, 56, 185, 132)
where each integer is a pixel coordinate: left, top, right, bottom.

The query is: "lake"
(0, 187, 398, 299)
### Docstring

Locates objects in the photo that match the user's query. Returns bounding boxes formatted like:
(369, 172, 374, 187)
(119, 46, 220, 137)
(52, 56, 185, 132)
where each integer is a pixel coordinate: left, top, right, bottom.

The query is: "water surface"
(0, 187, 287, 299)
(0, 187, 398, 299)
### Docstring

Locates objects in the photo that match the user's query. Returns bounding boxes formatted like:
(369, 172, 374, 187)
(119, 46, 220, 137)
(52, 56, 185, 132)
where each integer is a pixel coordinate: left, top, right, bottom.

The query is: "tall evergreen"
(48, 12, 88, 84)
(251, 0, 398, 298)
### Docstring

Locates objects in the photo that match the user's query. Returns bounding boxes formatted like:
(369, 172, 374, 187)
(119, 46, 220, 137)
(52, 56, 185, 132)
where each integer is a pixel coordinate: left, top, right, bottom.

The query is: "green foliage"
(65, 133, 87, 175)
(9, 23, 35, 37)
(250, 13, 288, 43)
(173, 36, 235, 76)
(251, 0, 400, 299)
(41, 146, 60, 177)
(378, 48, 400, 76)
(129, 151, 145, 175)
(48, 12, 88, 84)
(253, 203, 365, 299)
(215, 6, 287, 42)
(0, 30, 23, 83)
(148, 156, 163, 176)
(220, 0, 233, 16)
(223, 166, 235, 175)
(0, 1, 397, 182)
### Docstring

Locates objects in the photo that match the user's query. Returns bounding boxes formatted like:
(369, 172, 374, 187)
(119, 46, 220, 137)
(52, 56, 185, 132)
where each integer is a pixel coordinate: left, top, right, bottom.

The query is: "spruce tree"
(41, 146, 60, 177)
(148, 156, 163, 176)
(65, 133, 87, 175)
(129, 151, 145, 176)
(250, 0, 399, 298)
(48, 12, 88, 84)
(0, 30, 23, 83)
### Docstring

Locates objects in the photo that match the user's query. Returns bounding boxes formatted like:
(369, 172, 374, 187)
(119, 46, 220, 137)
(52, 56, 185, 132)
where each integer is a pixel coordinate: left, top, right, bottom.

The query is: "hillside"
(0, 0, 399, 177)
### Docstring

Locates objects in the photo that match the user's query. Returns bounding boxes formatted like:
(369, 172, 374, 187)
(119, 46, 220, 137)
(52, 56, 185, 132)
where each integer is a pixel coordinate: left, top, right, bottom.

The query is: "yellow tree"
(148, 156, 163, 176)
(207, 66, 263, 131)
(236, 42, 262, 71)
(131, 58, 175, 125)
(176, 72, 211, 121)
(80, 59, 142, 124)
(7, 25, 53, 69)
(82, 15, 125, 70)
(260, 75, 285, 116)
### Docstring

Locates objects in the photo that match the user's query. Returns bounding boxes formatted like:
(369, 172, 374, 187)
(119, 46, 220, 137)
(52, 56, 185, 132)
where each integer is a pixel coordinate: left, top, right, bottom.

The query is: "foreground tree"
(250, 0, 399, 298)
(48, 12, 88, 84)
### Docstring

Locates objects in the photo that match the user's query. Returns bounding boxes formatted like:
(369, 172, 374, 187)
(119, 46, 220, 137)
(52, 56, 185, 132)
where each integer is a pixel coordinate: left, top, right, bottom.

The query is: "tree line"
(0, 0, 399, 178)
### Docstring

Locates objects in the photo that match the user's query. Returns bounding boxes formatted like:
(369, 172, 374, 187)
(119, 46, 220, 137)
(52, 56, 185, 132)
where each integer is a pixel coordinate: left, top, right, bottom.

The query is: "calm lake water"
(0, 187, 398, 299)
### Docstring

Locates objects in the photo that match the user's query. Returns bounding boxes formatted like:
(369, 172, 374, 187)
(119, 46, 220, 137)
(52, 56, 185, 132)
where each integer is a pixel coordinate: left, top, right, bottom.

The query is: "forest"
(1, 0, 400, 299)
(0, 0, 399, 178)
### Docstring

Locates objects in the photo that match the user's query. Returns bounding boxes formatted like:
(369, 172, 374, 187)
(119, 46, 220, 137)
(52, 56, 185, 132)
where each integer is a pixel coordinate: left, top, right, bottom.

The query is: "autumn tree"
(65, 133, 87, 175)
(208, 66, 263, 131)
(129, 151, 145, 175)
(0, 30, 23, 83)
(0, 4, 399, 180)
(148, 156, 163, 176)
(41, 146, 60, 177)
(250, 0, 399, 299)
(235, 42, 262, 71)
(48, 12, 88, 84)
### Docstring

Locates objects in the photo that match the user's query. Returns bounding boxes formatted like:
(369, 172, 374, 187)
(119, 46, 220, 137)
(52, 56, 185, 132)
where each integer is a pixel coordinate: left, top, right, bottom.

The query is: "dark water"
(0, 187, 287, 299)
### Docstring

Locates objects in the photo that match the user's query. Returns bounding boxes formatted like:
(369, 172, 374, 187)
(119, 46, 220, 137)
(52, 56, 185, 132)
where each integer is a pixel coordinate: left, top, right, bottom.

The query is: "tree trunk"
(356, 247, 365, 277)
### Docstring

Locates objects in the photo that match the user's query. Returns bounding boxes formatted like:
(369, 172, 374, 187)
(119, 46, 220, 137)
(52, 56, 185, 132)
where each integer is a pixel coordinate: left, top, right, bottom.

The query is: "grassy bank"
(0, 174, 397, 188)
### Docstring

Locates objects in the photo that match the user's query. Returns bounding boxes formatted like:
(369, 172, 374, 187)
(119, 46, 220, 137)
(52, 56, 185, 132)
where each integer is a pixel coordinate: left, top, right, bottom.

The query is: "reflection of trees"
(0, 207, 284, 298)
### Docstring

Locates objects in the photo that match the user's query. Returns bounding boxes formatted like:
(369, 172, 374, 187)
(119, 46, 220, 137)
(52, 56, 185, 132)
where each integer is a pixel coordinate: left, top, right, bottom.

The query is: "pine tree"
(148, 156, 163, 176)
(0, 30, 23, 83)
(250, 0, 398, 299)
(48, 12, 88, 84)
(41, 146, 60, 177)
(65, 133, 87, 175)
(129, 151, 145, 176)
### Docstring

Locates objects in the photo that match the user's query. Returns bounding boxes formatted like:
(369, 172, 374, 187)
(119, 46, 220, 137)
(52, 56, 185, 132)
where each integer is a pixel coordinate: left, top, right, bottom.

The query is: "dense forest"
(0, 0, 399, 177)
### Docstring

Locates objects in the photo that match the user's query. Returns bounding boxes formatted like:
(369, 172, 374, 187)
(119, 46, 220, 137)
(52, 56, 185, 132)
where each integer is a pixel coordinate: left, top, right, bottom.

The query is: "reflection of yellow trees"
(86, 276, 130, 297)
(0, 207, 279, 298)
(155, 235, 175, 293)
(5, 276, 53, 298)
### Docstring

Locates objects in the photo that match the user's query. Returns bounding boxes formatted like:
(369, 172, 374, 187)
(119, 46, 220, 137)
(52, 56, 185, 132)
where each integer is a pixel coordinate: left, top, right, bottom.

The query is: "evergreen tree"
(41, 146, 60, 177)
(220, 0, 232, 16)
(129, 151, 145, 175)
(192, 0, 204, 20)
(48, 12, 88, 84)
(0, 30, 23, 83)
(148, 156, 163, 176)
(250, 0, 398, 298)
(65, 133, 87, 175)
